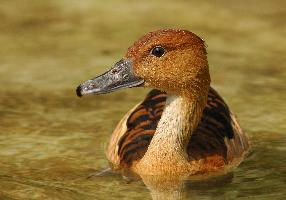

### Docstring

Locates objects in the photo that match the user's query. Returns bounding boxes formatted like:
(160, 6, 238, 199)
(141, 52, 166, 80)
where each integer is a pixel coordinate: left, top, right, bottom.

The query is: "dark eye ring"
(151, 46, 165, 57)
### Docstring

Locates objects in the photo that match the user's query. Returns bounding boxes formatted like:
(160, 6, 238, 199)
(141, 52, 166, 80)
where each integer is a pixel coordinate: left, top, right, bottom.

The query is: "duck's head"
(76, 29, 210, 98)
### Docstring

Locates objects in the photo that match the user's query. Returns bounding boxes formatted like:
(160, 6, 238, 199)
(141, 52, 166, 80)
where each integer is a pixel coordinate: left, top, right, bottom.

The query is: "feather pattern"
(107, 87, 248, 168)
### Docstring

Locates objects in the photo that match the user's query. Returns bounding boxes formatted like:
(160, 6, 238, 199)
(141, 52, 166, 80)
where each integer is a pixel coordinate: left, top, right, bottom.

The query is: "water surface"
(0, 0, 285, 199)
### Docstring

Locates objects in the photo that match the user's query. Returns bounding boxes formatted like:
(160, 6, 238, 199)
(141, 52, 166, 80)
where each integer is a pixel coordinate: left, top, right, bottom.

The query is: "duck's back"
(107, 87, 249, 170)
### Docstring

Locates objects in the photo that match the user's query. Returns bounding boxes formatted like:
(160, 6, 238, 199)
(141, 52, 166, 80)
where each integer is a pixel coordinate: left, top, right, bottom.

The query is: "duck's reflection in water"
(140, 172, 233, 200)
(89, 167, 233, 199)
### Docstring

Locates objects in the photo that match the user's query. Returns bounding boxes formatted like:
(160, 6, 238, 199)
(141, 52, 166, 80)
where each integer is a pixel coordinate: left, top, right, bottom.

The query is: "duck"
(76, 29, 249, 178)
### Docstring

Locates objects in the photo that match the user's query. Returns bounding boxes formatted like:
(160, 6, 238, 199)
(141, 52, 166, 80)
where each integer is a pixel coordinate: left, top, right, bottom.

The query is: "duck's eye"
(151, 46, 165, 57)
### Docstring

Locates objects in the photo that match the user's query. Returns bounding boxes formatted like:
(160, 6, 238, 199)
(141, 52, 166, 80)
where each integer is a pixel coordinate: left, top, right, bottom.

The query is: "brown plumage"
(77, 29, 249, 177)
(107, 88, 248, 172)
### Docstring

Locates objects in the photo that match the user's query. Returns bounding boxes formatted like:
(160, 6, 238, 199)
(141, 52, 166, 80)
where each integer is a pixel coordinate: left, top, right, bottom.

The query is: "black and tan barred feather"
(109, 87, 248, 168)
(117, 90, 166, 167)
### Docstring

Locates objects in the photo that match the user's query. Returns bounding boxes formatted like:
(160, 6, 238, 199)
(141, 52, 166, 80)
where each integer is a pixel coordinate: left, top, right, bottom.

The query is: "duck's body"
(107, 88, 248, 176)
(77, 29, 249, 177)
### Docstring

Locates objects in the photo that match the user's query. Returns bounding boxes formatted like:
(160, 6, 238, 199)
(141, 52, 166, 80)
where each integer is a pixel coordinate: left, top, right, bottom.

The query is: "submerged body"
(77, 29, 249, 177)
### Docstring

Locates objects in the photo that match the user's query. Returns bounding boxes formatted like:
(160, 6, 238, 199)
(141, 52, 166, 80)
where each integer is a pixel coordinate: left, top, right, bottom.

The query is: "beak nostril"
(88, 83, 96, 89)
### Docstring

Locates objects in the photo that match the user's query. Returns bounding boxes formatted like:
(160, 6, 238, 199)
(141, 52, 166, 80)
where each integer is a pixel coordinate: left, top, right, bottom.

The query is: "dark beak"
(76, 59, 144, 97)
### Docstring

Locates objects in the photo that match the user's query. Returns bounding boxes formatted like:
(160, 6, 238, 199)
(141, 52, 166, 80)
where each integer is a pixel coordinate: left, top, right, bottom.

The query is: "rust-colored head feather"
(124, 29, 210, 98)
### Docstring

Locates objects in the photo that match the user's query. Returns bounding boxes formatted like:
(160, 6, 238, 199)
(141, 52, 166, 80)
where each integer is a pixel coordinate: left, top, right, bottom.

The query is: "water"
(0, 0, 285, 199)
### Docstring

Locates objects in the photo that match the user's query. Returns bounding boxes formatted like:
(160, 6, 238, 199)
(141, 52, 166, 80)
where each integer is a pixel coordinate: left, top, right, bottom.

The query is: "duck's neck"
(152, 94, 205, 155)
(137, 93, 207, 175)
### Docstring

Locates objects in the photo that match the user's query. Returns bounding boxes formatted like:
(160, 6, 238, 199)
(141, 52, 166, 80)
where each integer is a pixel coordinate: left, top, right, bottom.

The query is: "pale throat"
(145, 93, 206, 159)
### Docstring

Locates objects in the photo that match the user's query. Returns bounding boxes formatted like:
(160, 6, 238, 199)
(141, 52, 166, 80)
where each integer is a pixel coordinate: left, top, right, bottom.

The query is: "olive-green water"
(0, 0, 285, 199)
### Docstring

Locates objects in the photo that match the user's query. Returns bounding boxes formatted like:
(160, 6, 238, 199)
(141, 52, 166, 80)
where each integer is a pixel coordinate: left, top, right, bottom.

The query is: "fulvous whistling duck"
(76, 29, 249, 177)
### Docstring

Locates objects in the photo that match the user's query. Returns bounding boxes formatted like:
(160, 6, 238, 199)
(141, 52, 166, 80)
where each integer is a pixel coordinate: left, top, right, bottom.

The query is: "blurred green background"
(0, 0, 285, 199)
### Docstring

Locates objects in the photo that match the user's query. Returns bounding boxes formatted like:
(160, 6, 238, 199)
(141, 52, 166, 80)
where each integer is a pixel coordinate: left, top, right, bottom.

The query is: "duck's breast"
(107, 88, 249, 169)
